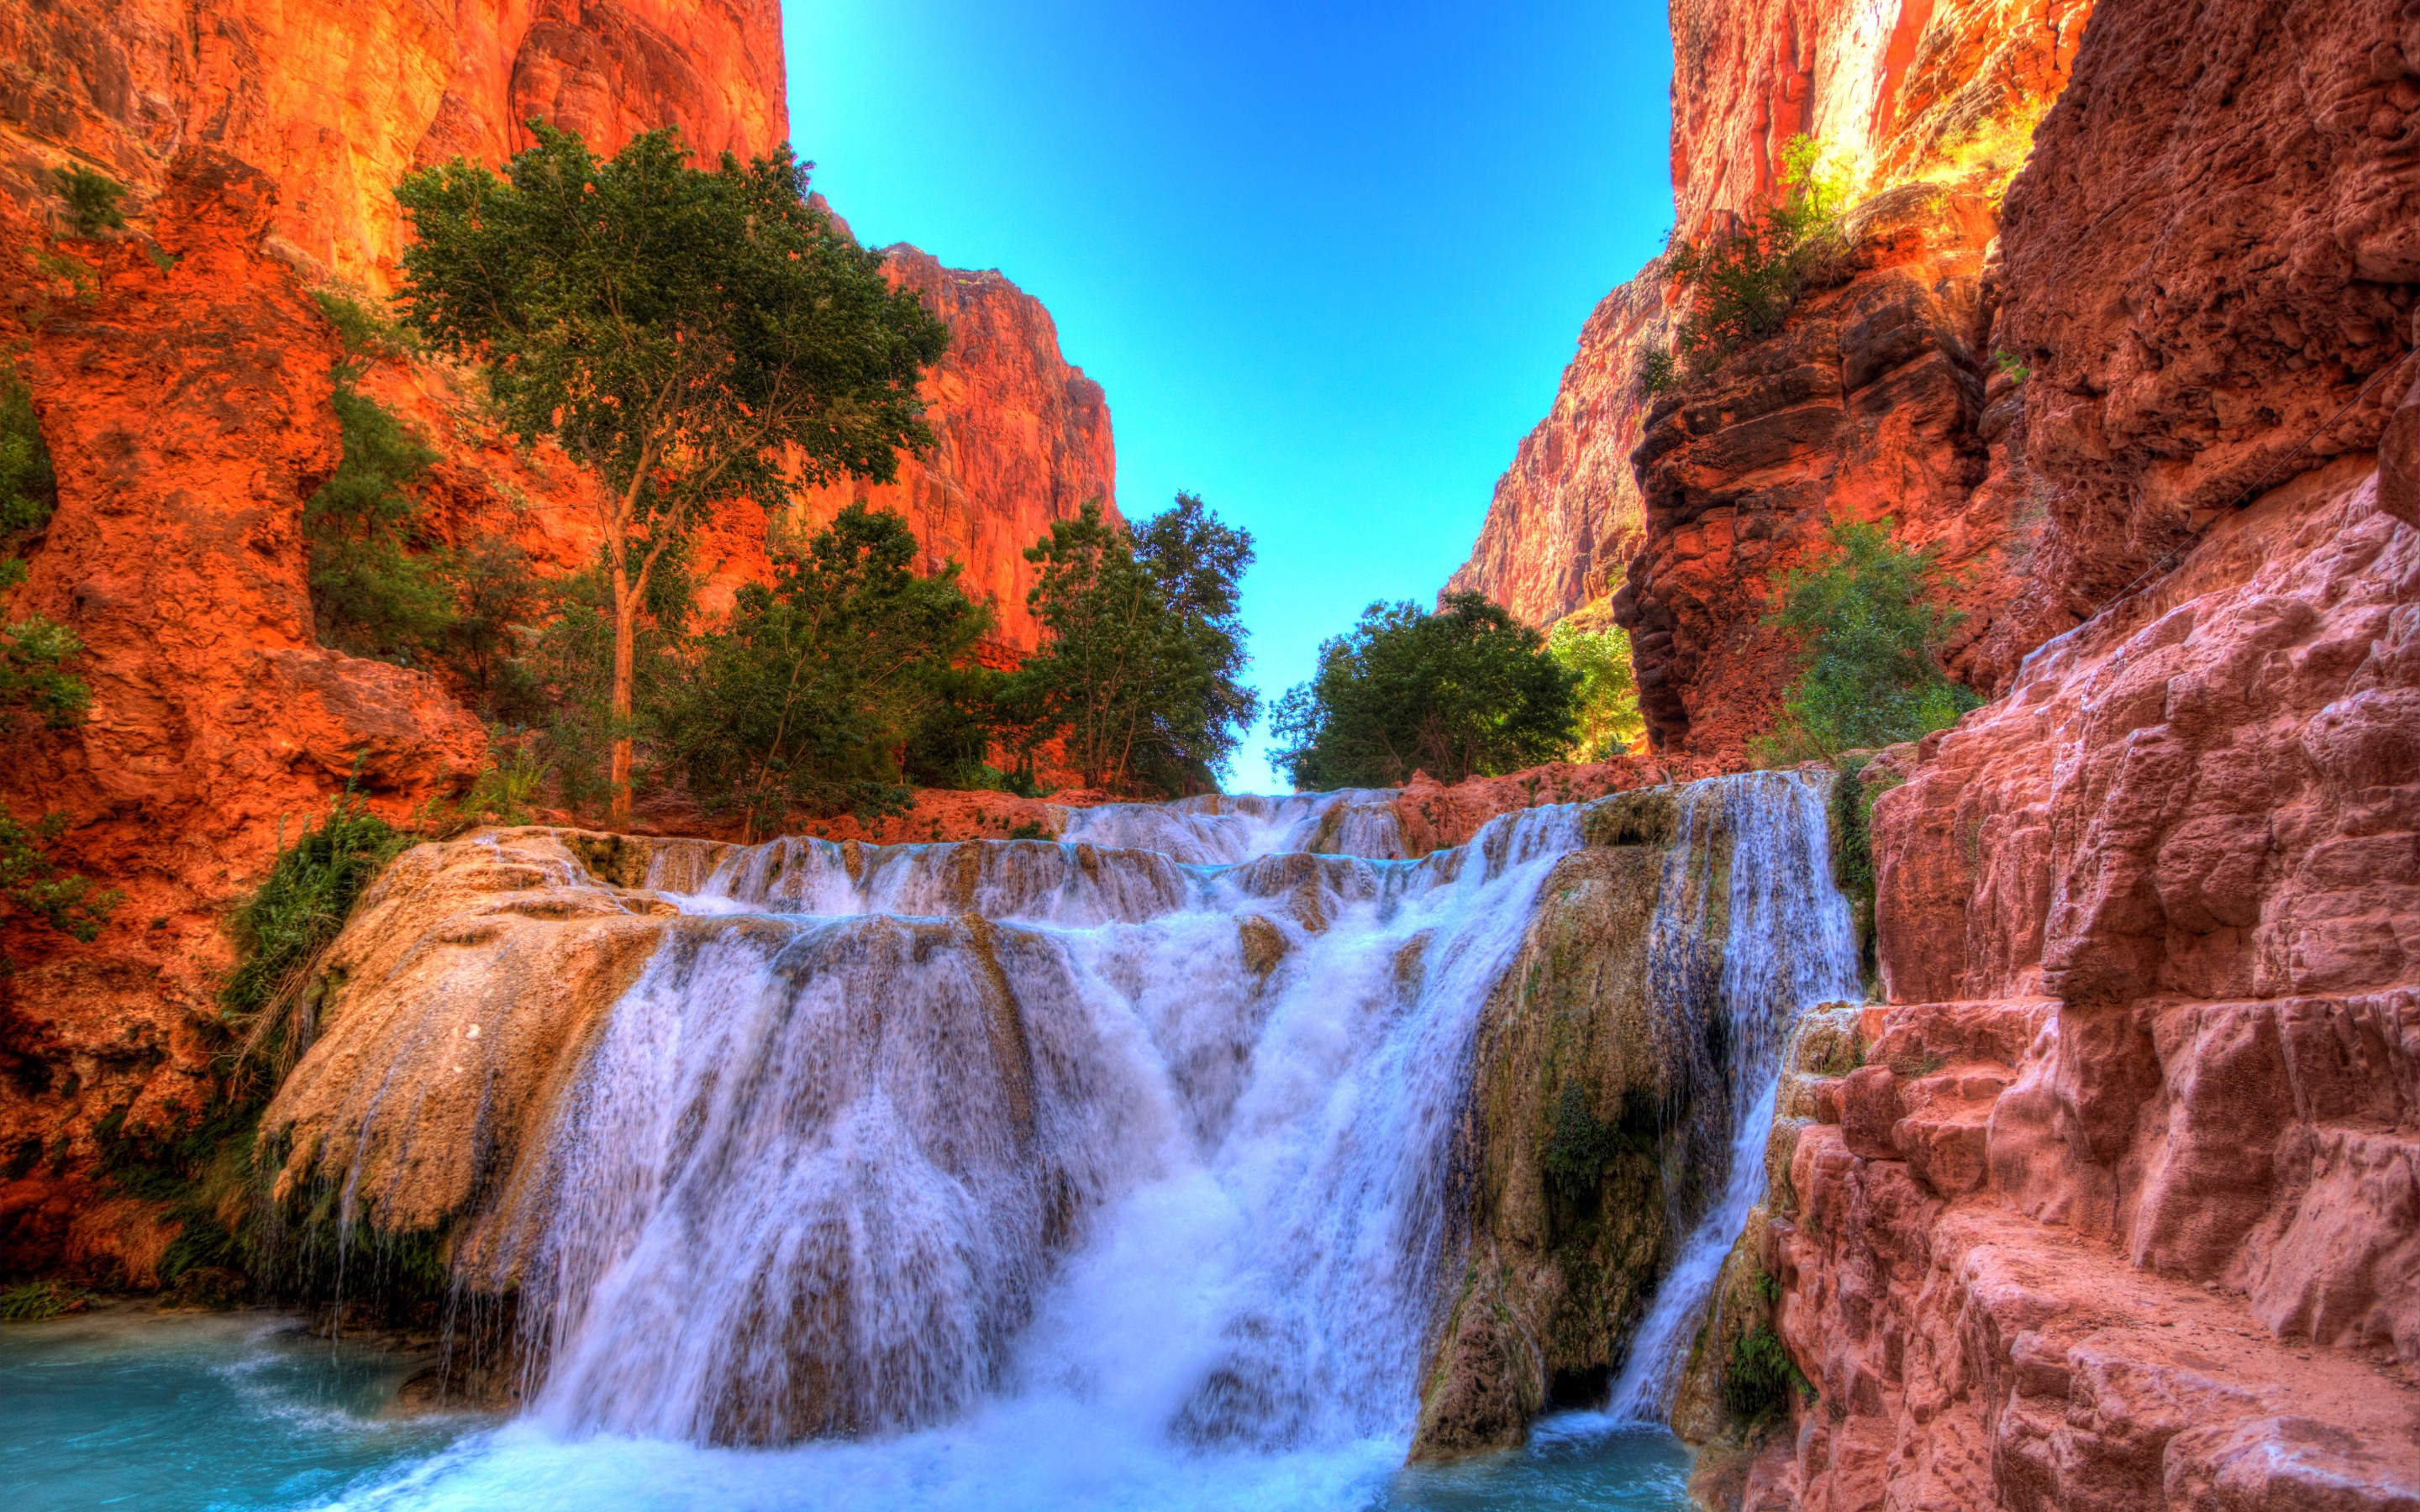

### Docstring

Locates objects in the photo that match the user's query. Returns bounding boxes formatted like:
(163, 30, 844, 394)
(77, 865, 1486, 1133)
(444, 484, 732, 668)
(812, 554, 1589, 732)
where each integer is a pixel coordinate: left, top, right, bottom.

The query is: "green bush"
(220, 792, 410, 1079)
(1541, 1081, 1655, 1202)
(53, 166, 126, 237)
(1725, 1326, 1812, 1419)
(655, 505, 992, 831)
(0, 370, 57, 540)
(1658, 134, 1849, 384)
(1272, 591, 1578, 789)
(1751, 517, 1979, 765)
(1547, 601, 1644, 761)
(0, 1278, 92, 1321)
(304, 386, 456, 663)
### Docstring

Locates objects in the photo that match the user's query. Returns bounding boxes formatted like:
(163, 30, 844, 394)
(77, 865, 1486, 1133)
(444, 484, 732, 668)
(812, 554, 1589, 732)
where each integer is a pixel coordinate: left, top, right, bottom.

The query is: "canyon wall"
(1450, 0, 2090, 646)
(0, 1, 1115, 1278)
(1671, 0, 2420, 1504)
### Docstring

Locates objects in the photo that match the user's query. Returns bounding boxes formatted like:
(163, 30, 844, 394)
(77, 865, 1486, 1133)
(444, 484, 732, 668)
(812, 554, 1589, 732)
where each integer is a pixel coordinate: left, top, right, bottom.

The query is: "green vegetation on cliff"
(1545, 600, 1644, 760)
(1753, 517, 1978, 764)
(1273, 591, 1579, 788)
(396, 123, 950, 826)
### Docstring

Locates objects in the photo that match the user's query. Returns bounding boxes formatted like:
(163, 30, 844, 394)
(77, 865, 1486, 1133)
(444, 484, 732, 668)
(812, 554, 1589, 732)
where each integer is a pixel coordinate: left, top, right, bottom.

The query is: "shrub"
(0, 370, 56, 540)
(655, 505, 992, 830)
(1272, 591, 1578, 790)
(1751, 517, 1980, 765)
(1725, 1326, 1811, 1418)
(1661, 134, 1849, 381)
(54, 166, 126, 237)
(1638, 345, 1678, 397)
(220, 792, 410, 1080)
(0, 1279, 92, 1321)
(304, 385, 455, 664)
(1547, 600, 1644, 761)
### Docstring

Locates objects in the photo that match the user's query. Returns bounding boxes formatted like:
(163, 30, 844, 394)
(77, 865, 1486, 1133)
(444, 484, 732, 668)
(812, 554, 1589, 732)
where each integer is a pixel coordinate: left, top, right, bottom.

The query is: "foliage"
(1725, 1326, 1812, 1419)
(1915, 101, 2049, 201)
(1750, 517, 1980, 765)
(305, 385, 456, 663)
(1542, 1081, 1655, 1203)
(0, 368, 56, 541)
(657, 505, 992, 830)
(0, 808, 115, 945)
(1637, 345, 1678, 398)
(1546, 601, 1644, 761)
(1647, 134, 1851, 386)
(1271, 591, 1578, 790)
(53, 165, 126, 237)
(396, 123, 950, 822)
(1993, 348, 2033, 385)
(310, 290, 418, 363)
(0, 1279, 92, 1320)
(1018, 494, 1259, 795)
(218, 792, 410, 1079)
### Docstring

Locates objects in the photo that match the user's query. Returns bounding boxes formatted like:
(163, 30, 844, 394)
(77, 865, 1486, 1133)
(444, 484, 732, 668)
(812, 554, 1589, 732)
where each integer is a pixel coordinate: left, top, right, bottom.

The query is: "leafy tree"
(657, 505, 991, 832)
(396, 124, 950, 825)
(1018, 495, 1258, 795)
(1272, 591, 1579, 790)
(1546, 600, 1644, 761)
(1752, 517, 1979, 764)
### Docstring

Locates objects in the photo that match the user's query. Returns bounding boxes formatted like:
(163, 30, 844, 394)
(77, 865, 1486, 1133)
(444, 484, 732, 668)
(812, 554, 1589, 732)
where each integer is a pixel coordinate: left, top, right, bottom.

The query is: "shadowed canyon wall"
(0, 0, 1115, 1277)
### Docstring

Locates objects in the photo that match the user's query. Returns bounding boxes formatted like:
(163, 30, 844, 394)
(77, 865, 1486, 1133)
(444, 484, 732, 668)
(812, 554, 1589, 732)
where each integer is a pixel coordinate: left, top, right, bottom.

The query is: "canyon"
(0, 0, 2414, 1510)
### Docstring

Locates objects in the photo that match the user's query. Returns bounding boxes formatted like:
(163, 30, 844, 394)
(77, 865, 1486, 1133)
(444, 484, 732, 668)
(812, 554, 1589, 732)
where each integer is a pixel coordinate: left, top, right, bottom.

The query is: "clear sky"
(786, 2, 1675, 793)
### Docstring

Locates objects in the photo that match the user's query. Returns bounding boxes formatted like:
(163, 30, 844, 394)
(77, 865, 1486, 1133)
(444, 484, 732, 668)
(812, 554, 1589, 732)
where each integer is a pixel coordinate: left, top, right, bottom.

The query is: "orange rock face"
(792, 247, 1120, 653)
(1449, 0, 2092, 633)
(0, 0, 787, 288)
(0, 156, 487, 1280)
(1612, 185, 2007, 756)
(1442, 271, 1668, 624)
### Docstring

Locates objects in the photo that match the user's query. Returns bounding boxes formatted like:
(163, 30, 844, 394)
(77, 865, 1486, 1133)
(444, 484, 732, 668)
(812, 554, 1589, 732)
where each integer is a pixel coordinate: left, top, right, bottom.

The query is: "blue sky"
(787, 2, 1675, 792)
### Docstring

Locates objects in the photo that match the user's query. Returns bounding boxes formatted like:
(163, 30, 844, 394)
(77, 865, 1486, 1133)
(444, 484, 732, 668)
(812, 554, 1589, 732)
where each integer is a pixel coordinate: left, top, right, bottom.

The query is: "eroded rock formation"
(1449, 0, 2091, 632)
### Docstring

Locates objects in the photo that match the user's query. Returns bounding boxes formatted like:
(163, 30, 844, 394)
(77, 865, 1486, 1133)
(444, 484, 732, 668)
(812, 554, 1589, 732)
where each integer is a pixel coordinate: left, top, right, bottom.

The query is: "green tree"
(54, 166, 127, 237)
(1753, 517, 1980, 764)
(303, 383, 455, 662)
(657, 505, 992, 832)
(395, 124, 950, 826)
(1018, 495, 1258, 795)
(1546, 600, 1644, 761)
(1272, 591, 1579, 790)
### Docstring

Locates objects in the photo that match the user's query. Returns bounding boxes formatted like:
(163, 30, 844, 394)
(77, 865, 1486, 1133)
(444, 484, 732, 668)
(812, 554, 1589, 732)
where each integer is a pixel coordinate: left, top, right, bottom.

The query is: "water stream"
(4, 776, 1853, 1509)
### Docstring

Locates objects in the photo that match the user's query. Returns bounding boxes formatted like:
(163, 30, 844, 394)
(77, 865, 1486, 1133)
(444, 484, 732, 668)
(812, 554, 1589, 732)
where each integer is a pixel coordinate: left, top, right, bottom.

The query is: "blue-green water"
(3, 1310, 1693, 1512)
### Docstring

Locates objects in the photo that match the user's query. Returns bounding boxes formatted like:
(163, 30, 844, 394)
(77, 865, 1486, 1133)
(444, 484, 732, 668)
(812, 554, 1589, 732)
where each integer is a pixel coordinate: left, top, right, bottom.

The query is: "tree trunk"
(609, 558, 637, 829)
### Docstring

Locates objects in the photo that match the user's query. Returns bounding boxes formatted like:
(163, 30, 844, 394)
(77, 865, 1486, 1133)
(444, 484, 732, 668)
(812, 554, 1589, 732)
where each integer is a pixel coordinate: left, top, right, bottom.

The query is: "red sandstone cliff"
(792, 246, 1119, 653)
(1666, 0, 2420, 1503)
(0, 0, 1118, 1277)
(1450, 0, 2091, 638)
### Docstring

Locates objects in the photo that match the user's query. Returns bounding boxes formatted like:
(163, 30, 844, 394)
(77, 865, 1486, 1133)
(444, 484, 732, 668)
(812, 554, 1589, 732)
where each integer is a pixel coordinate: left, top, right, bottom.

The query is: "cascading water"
(464, 793, 1581, 1452)
(1599, 771, 1860, 1422)
(245, 774, 1854, 1509)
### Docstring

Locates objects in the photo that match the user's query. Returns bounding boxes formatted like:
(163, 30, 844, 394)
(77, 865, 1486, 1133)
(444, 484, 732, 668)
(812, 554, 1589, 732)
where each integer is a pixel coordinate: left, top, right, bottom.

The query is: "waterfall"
(1600, 771, 1861, 1421)
(461, 797, 1581, 1447)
